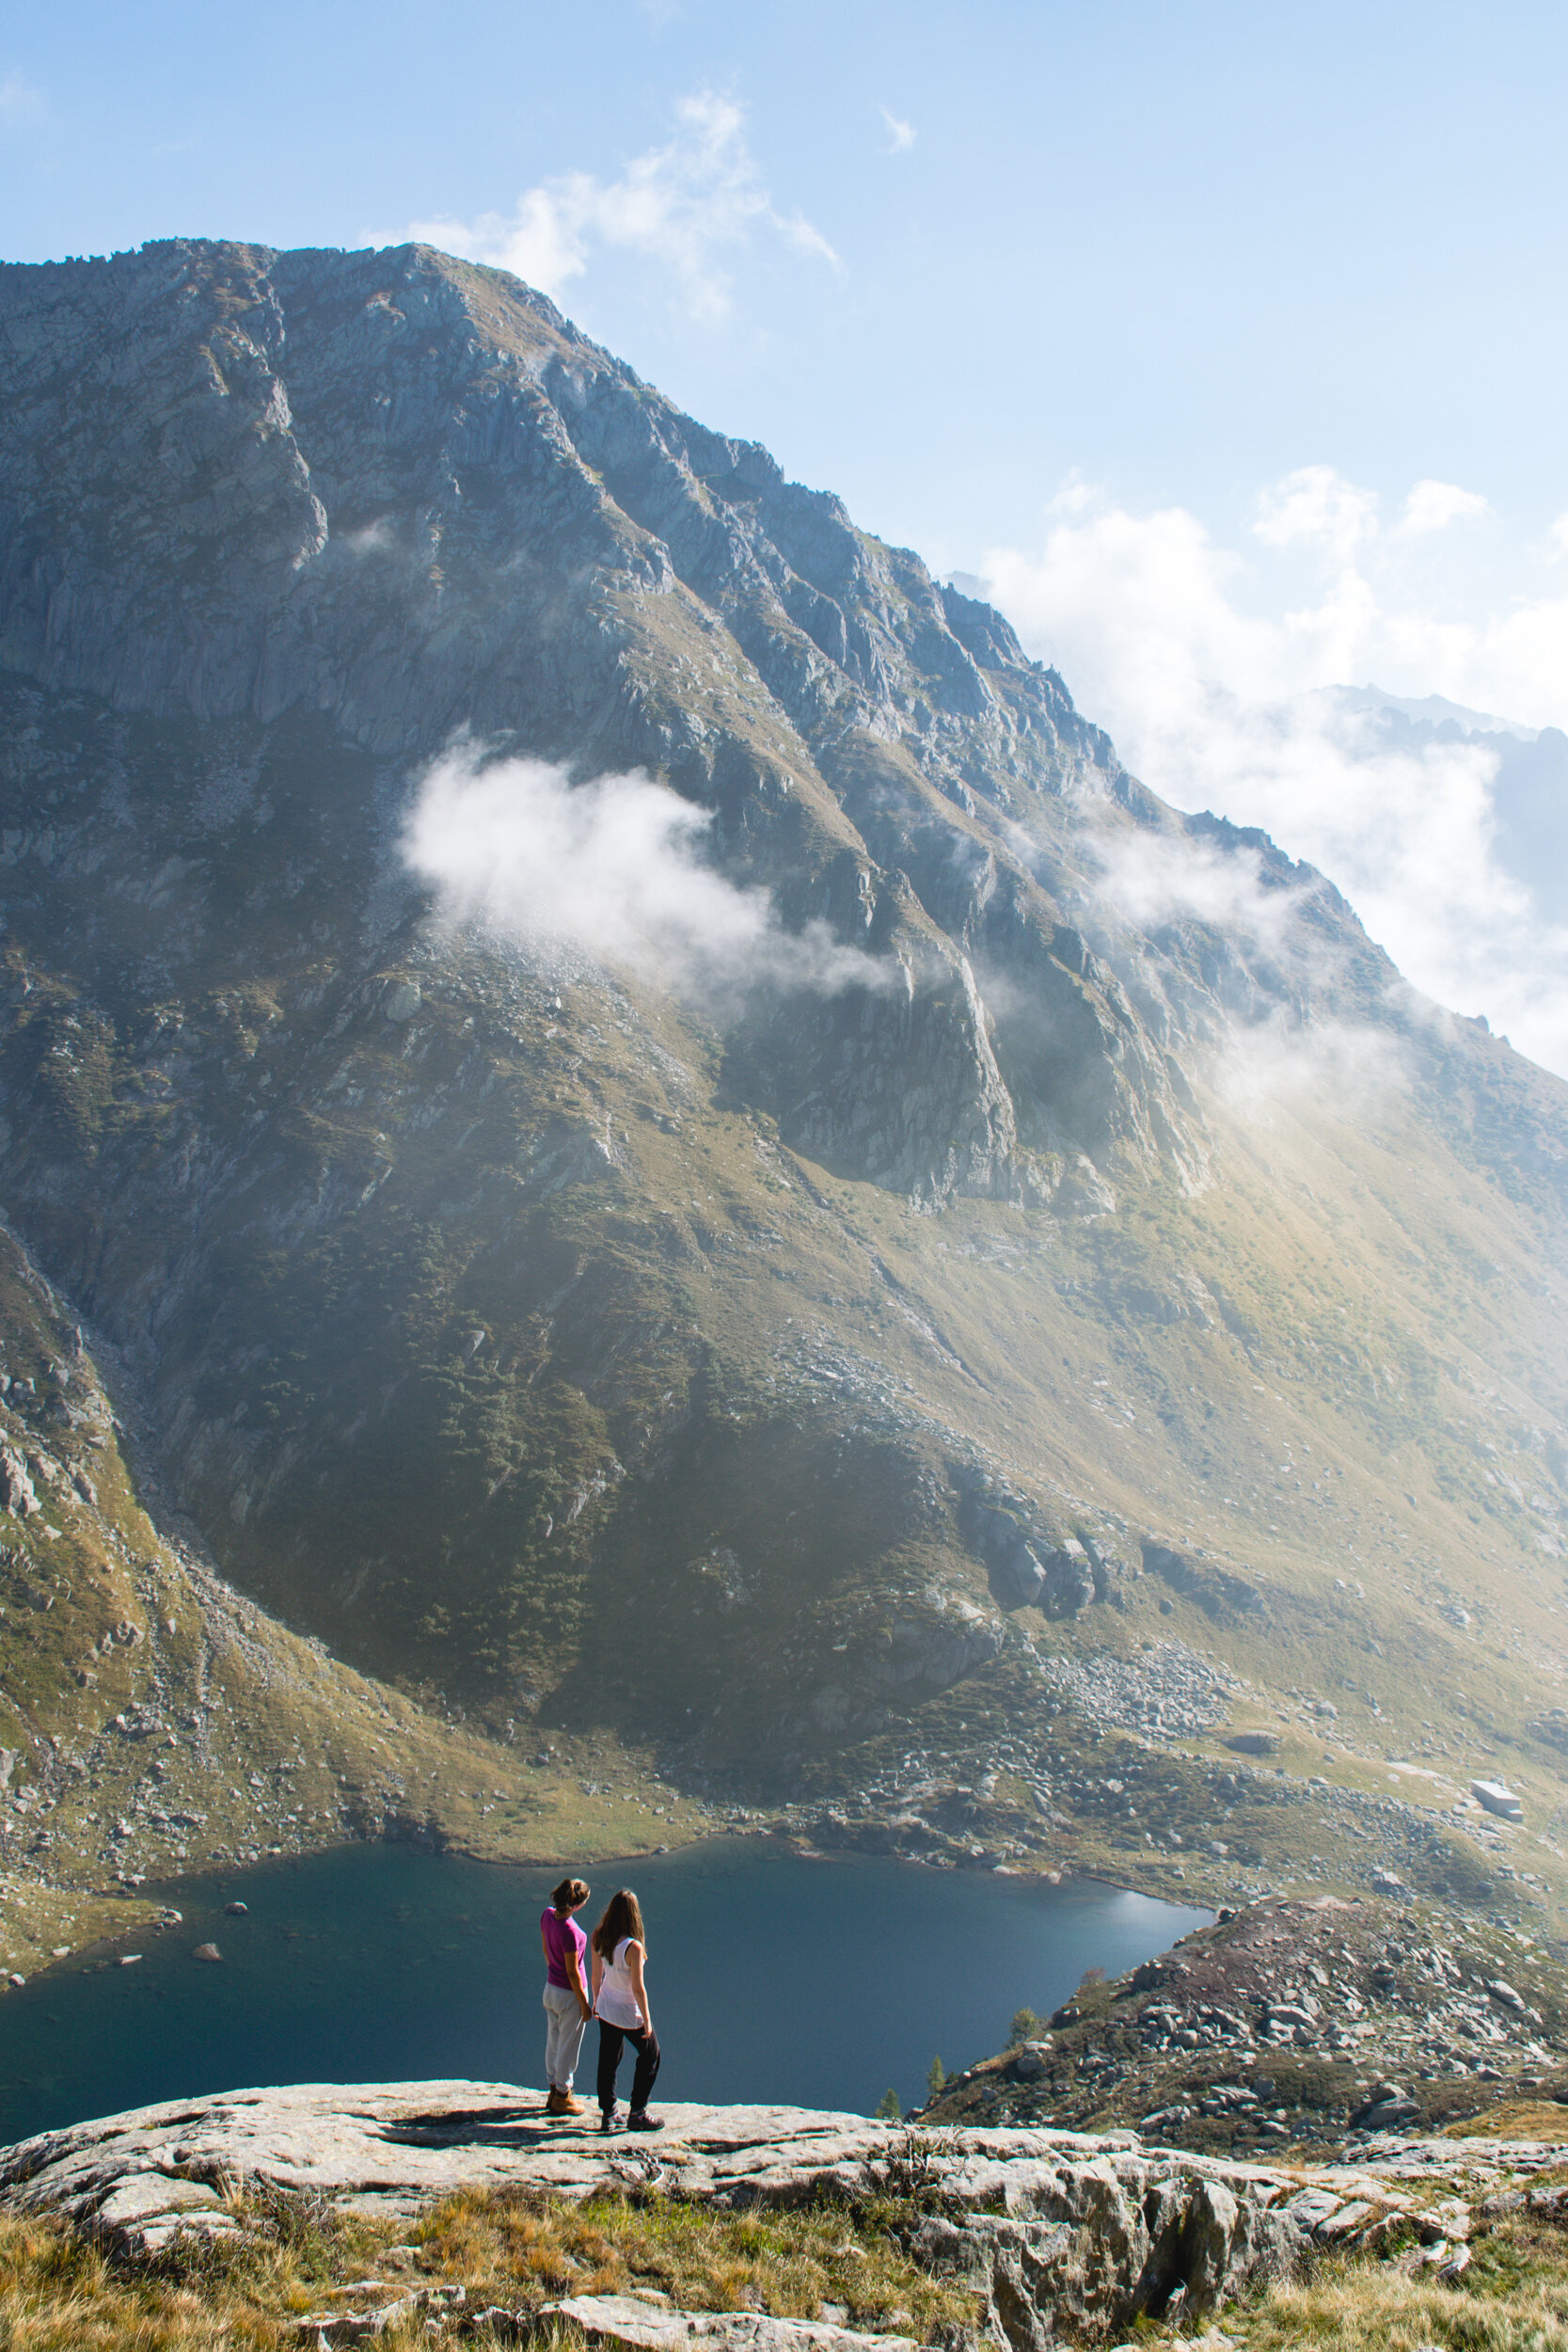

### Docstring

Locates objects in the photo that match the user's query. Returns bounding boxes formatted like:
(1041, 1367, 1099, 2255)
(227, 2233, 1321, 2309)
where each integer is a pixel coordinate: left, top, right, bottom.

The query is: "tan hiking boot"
(545, 2086, 569, 2115)
(557, 2090, 585, 2115)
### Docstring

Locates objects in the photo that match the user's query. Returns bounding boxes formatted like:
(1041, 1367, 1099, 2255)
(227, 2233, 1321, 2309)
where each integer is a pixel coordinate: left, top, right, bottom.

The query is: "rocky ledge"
(6, 2084, 1563, 2344)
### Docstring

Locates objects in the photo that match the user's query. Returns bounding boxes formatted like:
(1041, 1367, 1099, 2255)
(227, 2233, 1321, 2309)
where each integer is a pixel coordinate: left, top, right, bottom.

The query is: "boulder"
(544, 2296, 917, 2352)
(1472, 1779, 1524, 1821)
(1264, 2004, 1317, 2032)
(1142, 1544, 1266, 1622)
(87, 2171, 238, 2255)
(0, 1445, 39, 1518)
(1182, 2179, 1240, 2312)
(296, 2289, 426, 2344)
(1350, 2092, 1419, 2134)
(970, 1506, 1049, 1612)
(911, 2153, 1305, 2338)
(1037, 1544, 1098, 1618)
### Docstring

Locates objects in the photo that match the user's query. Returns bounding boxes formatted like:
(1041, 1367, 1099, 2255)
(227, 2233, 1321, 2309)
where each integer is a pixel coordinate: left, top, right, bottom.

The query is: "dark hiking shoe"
(626, 2109, 664, 2131)
(599, 2106, 620, 2134)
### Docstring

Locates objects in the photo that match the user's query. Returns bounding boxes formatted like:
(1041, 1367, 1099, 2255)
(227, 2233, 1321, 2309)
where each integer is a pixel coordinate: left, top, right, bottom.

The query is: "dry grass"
(1239, 2263, 1568, 2352)
(1208, 2211, 1568, 2352)
(416, 2183, 972, 2331)
(0, 2178, 974, 2350)
(1444, 2104, 1568, 2142)
(26, 2174, 1568, 2352)
(0, 2212, 242, 2350)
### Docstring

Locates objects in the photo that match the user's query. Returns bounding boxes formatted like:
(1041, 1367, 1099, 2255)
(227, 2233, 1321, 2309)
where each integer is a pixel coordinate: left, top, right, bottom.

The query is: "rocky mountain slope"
(1, 238, 1567, 1947)
(0, 1208, 548, 1969)
(927, 1895, 1568, 2157)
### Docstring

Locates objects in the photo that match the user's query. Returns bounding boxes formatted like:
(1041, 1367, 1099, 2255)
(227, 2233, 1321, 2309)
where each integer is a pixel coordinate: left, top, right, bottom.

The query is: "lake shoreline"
(13, 1815, 1188, 1994)
(0, 1839, 1209, 2143)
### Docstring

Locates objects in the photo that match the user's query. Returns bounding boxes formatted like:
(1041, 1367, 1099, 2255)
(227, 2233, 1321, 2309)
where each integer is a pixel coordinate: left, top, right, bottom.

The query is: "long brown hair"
(592, 1887, 647, 1959)
(550, 1877, 590, 1914)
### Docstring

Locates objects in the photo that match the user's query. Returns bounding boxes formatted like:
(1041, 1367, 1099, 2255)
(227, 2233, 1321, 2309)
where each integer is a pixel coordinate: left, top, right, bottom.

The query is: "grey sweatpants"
(543, 1983, 588, 2090)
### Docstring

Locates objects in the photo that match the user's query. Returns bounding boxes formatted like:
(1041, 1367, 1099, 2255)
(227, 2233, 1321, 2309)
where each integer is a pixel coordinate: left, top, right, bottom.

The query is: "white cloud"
(1086, 819, 1309, 957)
(1399, 478, 1493, 536)
(0, 71, 42, 126)
(976, 470, 1568, 1077)
(987, 464, 1568, 728)
(1209, 1010, 1412, 1124)
(401, 747, 882, 1005)
(408, 90, 839, 324)
(1253, 464, 1379, 562)
(879, 106, 916, 153)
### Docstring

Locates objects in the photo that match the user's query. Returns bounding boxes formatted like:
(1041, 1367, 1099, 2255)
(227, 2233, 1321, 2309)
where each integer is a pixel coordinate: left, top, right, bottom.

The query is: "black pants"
(596, 2019, 660, 2114)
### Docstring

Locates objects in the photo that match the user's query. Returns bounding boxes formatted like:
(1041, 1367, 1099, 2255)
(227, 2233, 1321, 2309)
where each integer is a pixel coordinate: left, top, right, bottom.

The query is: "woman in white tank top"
(598, 1934, 643, 2027)
(590, 1887, 663, 2133)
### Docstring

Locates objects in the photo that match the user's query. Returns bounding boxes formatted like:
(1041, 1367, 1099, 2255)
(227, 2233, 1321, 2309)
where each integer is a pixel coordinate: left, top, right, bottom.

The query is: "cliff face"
(0, 238, 1201, 1208)
(0, 241, 1566, 1839)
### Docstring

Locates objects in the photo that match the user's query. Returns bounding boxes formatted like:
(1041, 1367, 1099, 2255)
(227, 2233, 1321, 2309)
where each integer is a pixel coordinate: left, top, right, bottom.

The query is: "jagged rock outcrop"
(1141, 1545, 1267, 1623)
(0, 2082, 1311, 2330)
(22, 2082, 1567, 2341)
(0, 1442, 38, 1518)
(929, 1898, 1568, 2158)
(910, 2171, 1298, 2341)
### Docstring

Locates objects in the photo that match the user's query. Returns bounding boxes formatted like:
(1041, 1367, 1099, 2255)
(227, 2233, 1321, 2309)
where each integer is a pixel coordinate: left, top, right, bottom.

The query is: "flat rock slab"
(0, 2084, 917, 2234)
(3, 2081, 1565, 2259)
(0, 2082, 1269, 2236)
(546, 2292, 918, 2352)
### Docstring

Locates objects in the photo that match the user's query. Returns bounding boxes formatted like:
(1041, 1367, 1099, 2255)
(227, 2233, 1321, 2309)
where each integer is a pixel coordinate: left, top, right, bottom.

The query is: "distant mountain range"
(0, 240, 1565, 1955)
(1324, 686, 1544, 739)
(1323, 687, 1568, 926)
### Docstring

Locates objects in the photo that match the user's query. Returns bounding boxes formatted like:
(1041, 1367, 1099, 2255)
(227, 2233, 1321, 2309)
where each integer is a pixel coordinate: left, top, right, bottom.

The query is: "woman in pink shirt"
(539, 1876, 593, 2116)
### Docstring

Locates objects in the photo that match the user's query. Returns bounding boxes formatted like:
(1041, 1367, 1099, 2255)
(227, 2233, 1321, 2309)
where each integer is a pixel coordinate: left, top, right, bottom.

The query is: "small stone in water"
(224, 1901, 248, 1915)
(191, 1943, 223, 1963)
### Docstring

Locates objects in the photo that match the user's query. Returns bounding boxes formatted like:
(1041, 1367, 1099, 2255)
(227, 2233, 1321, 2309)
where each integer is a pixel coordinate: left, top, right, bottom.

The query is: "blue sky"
(6, 0, 1566, 558)
(5, 0, 1568, 1063)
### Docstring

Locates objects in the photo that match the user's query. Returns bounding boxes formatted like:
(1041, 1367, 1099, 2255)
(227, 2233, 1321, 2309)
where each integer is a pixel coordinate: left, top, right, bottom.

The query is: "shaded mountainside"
(2, 239, 1568, 1947)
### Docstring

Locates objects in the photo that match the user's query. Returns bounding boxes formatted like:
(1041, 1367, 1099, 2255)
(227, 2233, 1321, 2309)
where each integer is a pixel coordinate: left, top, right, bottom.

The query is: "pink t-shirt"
(542, 1906, 587, 1992)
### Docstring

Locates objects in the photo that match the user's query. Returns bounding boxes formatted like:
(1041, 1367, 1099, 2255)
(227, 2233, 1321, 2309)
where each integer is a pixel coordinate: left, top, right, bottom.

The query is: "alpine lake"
(0, 1839, 1208, 2141)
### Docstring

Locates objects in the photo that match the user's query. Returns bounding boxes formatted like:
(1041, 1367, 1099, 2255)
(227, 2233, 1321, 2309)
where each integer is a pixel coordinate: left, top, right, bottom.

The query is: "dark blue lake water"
(0, 1840, 1206, 2143)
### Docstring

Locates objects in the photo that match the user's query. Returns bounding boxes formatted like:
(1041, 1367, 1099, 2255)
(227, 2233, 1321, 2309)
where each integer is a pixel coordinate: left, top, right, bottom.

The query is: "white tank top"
(596, 1935, 645, 2028)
